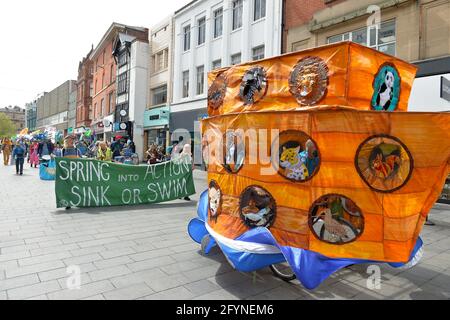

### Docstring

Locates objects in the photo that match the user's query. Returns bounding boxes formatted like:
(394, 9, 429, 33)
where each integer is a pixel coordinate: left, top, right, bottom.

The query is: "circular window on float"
(289, 56, 329, 106)
(223, 130, 245, 174)
(208, 72, 228, 111)
(239, 66, 268, 105)
(239, 186, 276, 229)
(208, 180, 222, 223)
(309, 194, 364, 245)
(271, 130, 320, 182)
(355, 134, 413, 193)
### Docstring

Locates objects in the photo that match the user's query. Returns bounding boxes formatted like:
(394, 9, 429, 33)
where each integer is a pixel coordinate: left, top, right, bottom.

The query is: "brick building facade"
(89, 23, 148, 140)
(76, 48, 93, 129)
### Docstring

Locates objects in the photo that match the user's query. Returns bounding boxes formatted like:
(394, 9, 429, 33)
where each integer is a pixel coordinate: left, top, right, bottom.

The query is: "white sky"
(0, 0, 189, 108)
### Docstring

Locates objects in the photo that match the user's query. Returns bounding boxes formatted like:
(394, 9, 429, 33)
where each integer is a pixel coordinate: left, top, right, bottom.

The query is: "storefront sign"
(55, 158, 195, 208)
(144, 106, 170, 128)
(441, 76, 450, 102)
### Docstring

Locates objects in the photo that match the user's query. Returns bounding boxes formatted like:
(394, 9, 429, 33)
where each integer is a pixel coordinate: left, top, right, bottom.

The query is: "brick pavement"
(0, 162, 449, 300)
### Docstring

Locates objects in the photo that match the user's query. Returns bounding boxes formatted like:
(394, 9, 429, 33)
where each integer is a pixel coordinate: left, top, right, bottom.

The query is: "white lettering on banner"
(147, 183, 158, 202)
(70, 186, 111, 207)
(59, 160, 111, 182)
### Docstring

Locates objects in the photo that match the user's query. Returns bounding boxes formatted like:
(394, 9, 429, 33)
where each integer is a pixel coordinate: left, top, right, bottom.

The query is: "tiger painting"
(280, 146, 309, 181)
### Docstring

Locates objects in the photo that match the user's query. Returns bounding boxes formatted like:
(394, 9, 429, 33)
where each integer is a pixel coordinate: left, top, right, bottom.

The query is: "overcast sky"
(0, 0, 189, 108)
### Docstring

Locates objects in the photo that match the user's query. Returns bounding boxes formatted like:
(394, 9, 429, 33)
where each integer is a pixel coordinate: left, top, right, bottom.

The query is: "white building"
(409, 56, 450, 112)
(143, 16, 174, 160)
(113, 33, 150, 160)
(171, 0, 283, 142)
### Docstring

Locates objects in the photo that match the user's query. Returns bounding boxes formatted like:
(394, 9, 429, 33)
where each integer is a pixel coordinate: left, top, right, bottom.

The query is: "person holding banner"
(62, 135, 81, 158)
(96, 142, 112, 162)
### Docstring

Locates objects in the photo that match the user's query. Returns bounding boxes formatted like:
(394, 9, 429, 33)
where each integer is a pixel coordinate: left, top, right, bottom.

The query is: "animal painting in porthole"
(289, 56, 329, 106)
(222, 130, 245, 174)
(208, 180, 222, 223)
(208, 73, 228, 111)
(271, 130, 320, 182)
(239, 66, 268, 105)
(239, 186, 276, 229)
(371, 63, 401, 111)
(355, 135, 413, 193)
(309, 194, 364, 245)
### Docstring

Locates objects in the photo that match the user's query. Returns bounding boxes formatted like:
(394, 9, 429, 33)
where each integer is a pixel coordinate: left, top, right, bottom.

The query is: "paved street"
(0, 162, 450, 300)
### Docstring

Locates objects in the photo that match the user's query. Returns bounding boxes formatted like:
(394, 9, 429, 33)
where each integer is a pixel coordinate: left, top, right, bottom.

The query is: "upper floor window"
(327, 20, 396, 56)
(182, 70, 190, 98)
(118, 51, 128, 67)
(110, 65, 114, 84)
(254, 0, 266, 21)
(152, 85, 168, 105)
(183, 25, 191, 51)
(252, 45, 265, 60)
(196, 65, 205, 95)
(213, 8, 223, 38)
(231, 53, 242, 65)
(232, 0, 243, 30)
(153, 48, 169, 73)
(198, 17, 206, 45)
(212, 59, 222, 70)
(117, 72, 128, 95)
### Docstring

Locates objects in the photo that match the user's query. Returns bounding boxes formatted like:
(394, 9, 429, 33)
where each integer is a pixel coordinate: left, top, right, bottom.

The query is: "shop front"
(169, 106, 208, 167)
(143, 106, 170, 160)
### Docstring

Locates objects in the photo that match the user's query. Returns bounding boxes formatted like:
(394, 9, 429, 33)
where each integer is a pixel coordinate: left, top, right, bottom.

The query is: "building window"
(108, 92, 114, 114)
(254, 0, 266, 21)
(101, 98, 105, 117)
(212, 59, 222, 70)
(117, 72, 128, 95)
(252, 45, 265, 60)
(327, 19, 396, 56)
(152, 85, 168, 105)
(118, 51, 128, 67)
(101, 72, 105, 89)
(213, 8, 223, 38)
(231, 53, 241, 65)
(183, 25, 191, 51)
(89, 81, 93, 97)
(232, 0, 243, 30)
(182, 70, 189, 98)
(94, 103, 97, 118)
(196, 66, 205, 95)
(110, 65, 114, 84)
(95, 80, 98, 94)
(198, 17, 206, 45)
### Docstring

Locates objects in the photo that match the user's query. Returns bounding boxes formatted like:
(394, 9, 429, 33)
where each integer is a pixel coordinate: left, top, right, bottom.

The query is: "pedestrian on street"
(178, 143, 194, 201)
(13, 142, 26, 175)
(1, 137, 12, 166)
(29, 141, 39, 168)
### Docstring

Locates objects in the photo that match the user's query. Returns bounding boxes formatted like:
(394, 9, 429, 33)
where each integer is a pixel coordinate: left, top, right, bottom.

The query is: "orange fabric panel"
(207, 42, 417, 116)
(203, 108, 450, 262)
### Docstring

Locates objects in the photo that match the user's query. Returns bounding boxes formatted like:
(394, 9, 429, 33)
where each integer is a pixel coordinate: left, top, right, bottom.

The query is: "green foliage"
(0, 112, 17, 137)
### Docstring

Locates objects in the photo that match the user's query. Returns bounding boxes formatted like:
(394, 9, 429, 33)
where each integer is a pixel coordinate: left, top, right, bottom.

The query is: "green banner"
(55, 158, 196, 208)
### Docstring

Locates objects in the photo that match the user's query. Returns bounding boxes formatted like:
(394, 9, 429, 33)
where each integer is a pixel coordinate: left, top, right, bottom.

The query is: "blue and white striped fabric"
(188, 190, 424, 290)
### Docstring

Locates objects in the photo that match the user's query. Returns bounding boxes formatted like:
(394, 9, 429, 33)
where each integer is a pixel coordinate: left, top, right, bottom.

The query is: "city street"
(0, 163, 450, 300)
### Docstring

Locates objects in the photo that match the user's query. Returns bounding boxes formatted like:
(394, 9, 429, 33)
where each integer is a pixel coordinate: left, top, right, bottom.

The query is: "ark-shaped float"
(188, 42, 450, 289)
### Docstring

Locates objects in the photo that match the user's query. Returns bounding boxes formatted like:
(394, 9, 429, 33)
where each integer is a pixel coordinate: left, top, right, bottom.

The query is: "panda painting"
(371, 63, 400, 112)
(376, 70, 394, 110)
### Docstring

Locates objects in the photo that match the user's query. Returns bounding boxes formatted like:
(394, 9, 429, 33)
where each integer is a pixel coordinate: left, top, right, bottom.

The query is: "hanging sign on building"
(440, 76, 450, 102)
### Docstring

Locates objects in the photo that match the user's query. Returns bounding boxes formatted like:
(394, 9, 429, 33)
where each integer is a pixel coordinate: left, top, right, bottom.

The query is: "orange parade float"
(188, 41, 450, 289)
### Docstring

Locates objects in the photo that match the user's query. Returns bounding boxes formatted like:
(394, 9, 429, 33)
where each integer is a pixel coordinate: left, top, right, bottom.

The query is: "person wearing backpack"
(13, 142, 26, 175)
